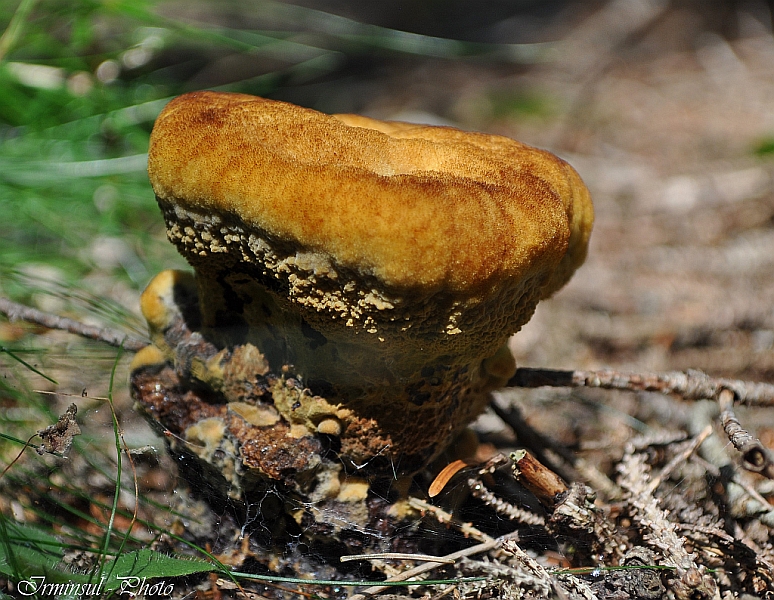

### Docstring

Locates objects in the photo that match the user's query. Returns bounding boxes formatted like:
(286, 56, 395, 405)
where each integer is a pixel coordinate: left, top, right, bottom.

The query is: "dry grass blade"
(429, 459, 469, 498)
(347, 538, 501, 600)
(340, 553, 456, 564)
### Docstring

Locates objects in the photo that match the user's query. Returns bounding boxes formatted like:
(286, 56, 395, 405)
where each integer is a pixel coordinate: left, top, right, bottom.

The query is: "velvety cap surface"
(148, 91, 593, 300)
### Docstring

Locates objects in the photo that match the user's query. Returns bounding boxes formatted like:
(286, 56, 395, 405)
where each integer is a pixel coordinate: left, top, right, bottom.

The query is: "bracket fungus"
(130, 90, 592, 544)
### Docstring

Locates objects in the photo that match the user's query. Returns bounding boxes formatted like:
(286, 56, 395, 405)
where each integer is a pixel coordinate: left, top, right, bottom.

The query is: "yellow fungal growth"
(139, 90, 594, 472)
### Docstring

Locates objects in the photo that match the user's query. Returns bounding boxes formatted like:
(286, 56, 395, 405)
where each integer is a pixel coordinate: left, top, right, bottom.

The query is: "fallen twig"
(347, 533, 500, 600)
(489, 395, 577, 479)
(408, 497, 494, 544)
(645, 425, 713, 495)
(0, 297, 147, 352)
(508, 367, 774, 406)
(718, 388, 774, 478)
(689, 401, 774, 525)
(510, 449, 568, 508)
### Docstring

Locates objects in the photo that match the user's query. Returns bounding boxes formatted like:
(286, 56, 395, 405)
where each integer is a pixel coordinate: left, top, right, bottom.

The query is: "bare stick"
(645, 425, 713, 495)
(347, 535, 500, 600)
(0, 297, 146, 352)
(489, 396, 576, 478)
(510, 449, 567, 508)
(407, 497, 494, 544)
(718, 389, 774, 478)
(341, 553, 455, 565)
(508, 367, 774, 407)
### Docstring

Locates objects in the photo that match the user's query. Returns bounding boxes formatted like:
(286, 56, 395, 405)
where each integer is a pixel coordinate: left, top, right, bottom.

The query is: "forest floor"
(3, 1, 774, 598)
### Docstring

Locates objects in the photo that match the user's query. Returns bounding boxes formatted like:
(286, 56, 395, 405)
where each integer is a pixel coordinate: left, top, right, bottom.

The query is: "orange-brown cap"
(149, 91, 591, 294)
(144, 91, 594, 468)
(147, 91, 592, 376)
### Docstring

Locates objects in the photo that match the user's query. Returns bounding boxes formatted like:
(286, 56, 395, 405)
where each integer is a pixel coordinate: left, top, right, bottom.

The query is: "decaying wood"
(510, 449, 568, 507)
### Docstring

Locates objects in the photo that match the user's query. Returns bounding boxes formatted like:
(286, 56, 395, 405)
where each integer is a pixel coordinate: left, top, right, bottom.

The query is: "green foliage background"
(0, 0, 555, 288)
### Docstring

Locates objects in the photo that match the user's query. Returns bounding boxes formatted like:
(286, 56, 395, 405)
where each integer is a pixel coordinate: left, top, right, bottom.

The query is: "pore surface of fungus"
(138, 90, 593, 478)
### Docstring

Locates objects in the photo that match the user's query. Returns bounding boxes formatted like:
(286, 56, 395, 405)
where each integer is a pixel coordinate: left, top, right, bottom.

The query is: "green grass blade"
(0, 519, 86, 583)
(97, 345, 126, 583)
(0, 346, 57, 384)
(0, 0, 40, 62)
(101, 548, 215, 591)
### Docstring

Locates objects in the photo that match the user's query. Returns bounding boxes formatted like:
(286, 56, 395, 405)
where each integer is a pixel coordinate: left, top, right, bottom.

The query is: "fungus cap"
(147, 91, 592, 381)
(149, 91, 591, 294)
(142, 91, 594, 472)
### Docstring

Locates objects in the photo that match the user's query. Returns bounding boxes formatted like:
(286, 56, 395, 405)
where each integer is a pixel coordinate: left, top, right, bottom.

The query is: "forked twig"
(510, 367, 774, 479)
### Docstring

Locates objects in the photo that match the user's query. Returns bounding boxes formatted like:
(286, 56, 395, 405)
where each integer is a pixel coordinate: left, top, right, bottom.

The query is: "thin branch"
(718, 388, 774, 478)
(489, 395, 577, 478)
(347, 534, 500, 600)
(645, 425, 713, 495)
(0, 297, 147, 352)
(689, 401, 774, 525)
(508, 367, 774, 406)
(407, 497, 494, 544)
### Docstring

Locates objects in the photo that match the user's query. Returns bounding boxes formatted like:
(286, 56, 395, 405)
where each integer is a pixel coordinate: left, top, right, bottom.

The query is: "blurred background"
(2, 0, 774, 382)
(1, 0, 774, 590)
